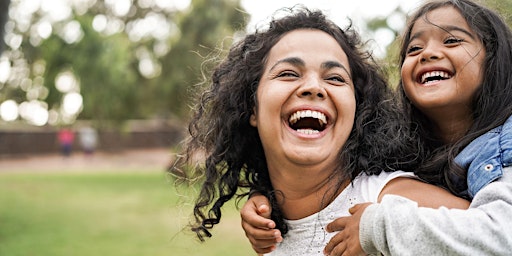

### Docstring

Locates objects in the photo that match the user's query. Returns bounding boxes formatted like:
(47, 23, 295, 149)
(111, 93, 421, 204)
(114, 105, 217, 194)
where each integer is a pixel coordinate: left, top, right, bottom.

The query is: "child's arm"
(324, 177, 470, 256)
(377, 177, 470, 208)
(240, 194, 282, 254)
(360, 169, 512, 256)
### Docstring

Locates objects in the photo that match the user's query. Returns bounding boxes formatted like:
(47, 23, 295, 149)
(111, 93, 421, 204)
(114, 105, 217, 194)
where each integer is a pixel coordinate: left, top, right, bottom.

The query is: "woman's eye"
(327, 76, 345, 83)
(277, 71, 298, 78)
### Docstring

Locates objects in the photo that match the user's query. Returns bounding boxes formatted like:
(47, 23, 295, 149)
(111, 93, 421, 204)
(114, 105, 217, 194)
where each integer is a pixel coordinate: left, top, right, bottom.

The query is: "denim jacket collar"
(454, 115, 512, 198)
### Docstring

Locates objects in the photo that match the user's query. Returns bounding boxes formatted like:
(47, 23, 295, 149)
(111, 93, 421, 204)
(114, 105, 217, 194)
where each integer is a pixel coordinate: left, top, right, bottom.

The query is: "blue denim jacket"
(454, 115, 512, 199)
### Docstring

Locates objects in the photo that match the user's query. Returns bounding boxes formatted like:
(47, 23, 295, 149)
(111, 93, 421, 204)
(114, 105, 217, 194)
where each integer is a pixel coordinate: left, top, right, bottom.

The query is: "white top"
(266, 171, 416, 256)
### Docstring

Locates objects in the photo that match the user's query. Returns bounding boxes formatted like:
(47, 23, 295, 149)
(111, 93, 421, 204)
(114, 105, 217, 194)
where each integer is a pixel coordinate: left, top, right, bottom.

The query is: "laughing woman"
(170, 7, 468, 255)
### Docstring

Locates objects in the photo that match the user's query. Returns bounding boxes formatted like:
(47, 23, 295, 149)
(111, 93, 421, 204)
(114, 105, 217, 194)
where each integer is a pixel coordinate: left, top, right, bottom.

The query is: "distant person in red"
(58, 128, 74, 157)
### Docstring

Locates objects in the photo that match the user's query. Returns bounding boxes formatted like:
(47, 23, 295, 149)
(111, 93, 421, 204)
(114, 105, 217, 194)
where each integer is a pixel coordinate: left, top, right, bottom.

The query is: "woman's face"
(401, 6, 485, 123)
(250, 29, 355, 174)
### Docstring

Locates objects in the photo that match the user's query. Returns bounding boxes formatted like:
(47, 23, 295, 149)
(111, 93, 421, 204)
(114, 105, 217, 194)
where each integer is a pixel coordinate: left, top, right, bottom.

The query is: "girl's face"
(250, 29, 355, 175)
(401, 6, 485, 122)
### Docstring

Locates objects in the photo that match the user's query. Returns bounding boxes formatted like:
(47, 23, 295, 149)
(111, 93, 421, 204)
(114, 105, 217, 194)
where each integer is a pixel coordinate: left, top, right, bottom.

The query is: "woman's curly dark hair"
(170, 7, 420, 241)
(397, 0, 512, 197)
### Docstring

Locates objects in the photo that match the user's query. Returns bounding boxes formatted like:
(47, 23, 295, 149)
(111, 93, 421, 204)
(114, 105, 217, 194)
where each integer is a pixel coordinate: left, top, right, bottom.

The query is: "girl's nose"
(419, 44, 442, 63)
(420, 54, 440, 63)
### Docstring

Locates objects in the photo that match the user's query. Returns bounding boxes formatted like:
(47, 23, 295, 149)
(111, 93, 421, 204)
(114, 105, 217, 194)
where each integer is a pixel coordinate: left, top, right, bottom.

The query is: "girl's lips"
(416, 68, 453, 84)
(419, 71, 452, 84)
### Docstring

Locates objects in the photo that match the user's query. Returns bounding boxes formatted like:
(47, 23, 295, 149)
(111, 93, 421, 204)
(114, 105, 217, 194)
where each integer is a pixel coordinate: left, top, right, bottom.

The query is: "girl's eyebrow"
(409, 24, 477, 43)
(408, 30, 424, 43)
(445, 26, 476, 39)
(443, 25, 477, 39)
(269, 57, 351, 78)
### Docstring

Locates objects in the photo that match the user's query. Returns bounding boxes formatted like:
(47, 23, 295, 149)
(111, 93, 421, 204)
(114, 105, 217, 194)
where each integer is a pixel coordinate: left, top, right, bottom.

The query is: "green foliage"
(484, 0, 512, 25)
(151, 0, 248, 119)
(39, 15, 138, 124)
(0, 0, 248, 127)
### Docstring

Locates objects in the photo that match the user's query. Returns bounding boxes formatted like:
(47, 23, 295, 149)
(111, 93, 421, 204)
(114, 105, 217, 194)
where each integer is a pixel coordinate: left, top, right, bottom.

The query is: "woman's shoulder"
(352, 171, 417, 202)
(355, 171, 417, 186)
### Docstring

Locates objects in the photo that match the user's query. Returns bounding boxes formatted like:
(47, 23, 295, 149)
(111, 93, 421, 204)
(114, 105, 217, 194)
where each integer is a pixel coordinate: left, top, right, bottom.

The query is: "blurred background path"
(0, 148, 173, 172)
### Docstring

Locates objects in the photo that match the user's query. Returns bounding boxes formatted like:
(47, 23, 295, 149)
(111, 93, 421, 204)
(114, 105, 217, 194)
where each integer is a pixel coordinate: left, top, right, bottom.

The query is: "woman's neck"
(270, 169, 348, 220)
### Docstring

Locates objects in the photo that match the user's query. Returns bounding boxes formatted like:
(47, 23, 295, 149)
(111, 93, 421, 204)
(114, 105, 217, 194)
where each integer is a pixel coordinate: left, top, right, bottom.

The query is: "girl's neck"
(431, 115, 472, 144)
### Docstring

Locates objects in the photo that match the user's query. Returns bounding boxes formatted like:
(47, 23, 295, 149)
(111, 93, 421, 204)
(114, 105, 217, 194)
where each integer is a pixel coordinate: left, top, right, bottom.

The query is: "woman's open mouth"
(288, 110, 327, 135)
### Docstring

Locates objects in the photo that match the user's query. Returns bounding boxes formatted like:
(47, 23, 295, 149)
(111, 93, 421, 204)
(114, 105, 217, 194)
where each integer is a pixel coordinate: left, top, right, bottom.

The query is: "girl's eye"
(407, 45, 422, 54)
(445, 37, 464, 45)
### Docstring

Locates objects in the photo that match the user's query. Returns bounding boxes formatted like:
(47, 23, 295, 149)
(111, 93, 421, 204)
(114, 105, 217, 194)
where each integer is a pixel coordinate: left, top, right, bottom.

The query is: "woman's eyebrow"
(322, 61, 351, 78)
(269, 57, 304, 72)
(269, 57, 351, 79)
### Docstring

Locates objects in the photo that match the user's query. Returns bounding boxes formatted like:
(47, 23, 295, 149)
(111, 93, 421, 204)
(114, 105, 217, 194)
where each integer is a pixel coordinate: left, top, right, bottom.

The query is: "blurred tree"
(0, 0, 9, 53)
(485, 0, 512, 24)
(0, 0, 247, 128)
(38, 14, 138, 127)
(147, 0, 247, 119)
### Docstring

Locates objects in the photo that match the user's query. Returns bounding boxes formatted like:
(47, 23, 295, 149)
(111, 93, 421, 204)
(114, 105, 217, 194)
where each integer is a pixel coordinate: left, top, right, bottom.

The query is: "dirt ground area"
(0, 148, 174, 172)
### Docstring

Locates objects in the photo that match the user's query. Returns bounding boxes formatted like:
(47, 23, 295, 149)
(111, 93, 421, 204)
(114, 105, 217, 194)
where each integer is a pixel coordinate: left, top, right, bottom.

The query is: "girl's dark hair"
(171, 7, 418, 241)
(397, 0, 512, 195)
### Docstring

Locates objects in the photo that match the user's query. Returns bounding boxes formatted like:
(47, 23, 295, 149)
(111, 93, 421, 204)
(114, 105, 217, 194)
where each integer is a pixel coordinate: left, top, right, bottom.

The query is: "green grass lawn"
(0, 169, 254, 256)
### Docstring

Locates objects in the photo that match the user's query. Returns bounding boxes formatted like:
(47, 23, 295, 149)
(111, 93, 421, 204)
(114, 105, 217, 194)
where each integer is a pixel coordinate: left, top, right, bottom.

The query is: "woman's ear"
(250, 108, 257, 127)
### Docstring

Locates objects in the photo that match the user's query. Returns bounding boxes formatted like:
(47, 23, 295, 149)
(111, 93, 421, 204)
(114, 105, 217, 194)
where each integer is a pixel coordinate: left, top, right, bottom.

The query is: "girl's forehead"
(413, 6, 466, 29)
(409, 6, 475, 37)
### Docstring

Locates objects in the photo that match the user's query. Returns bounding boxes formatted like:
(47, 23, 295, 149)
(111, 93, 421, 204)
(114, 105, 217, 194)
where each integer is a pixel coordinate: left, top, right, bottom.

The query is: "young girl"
(325, 0, 512, 255)
(241, 0, 512, 255)
(171, 7, 467, 256)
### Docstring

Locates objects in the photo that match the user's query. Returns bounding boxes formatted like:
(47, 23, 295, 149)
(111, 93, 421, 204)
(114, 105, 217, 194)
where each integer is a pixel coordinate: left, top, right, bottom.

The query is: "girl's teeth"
(421, 71, 451, 83)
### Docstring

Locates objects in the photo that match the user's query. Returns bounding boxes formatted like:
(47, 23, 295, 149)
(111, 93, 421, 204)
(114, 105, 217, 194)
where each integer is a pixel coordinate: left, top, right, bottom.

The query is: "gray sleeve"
(360, 167, 512, 256)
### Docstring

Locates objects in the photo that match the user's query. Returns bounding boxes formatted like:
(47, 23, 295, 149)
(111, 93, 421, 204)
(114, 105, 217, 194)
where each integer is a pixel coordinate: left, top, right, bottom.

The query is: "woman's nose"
(297, 76, 326, 99)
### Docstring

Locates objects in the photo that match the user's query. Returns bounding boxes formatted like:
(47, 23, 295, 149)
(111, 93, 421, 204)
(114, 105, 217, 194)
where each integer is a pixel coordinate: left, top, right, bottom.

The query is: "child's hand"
(324, 203, 371, 256)
(240, 194, 282, 254)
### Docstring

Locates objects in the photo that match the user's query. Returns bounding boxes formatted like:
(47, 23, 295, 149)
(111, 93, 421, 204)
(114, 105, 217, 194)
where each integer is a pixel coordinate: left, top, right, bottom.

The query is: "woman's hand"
(241, 194, 282, 254)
